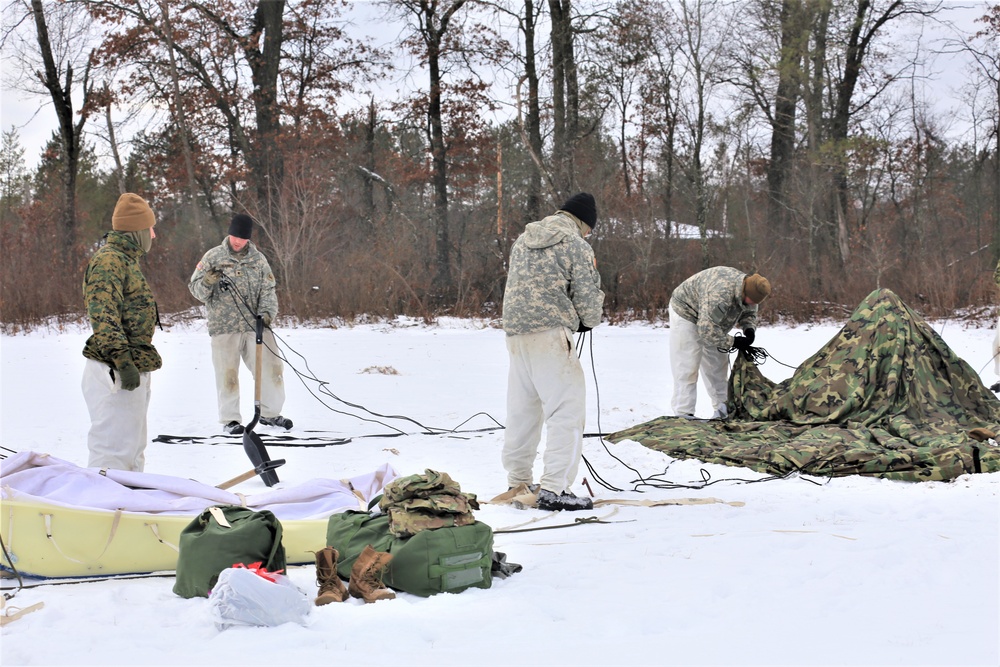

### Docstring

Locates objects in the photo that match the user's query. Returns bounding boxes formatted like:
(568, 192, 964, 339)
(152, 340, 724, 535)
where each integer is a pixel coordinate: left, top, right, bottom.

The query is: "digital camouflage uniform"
(378, 469, 480, 538)
(501, 211, 604, 495)
(668, 266, 760, 418)
(82, 232, 161, 471)
(188, 237, 284, 425)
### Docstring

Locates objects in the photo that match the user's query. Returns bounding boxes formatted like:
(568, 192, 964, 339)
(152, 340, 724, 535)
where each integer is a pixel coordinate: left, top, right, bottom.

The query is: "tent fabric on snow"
(608, 289, 1000, 482)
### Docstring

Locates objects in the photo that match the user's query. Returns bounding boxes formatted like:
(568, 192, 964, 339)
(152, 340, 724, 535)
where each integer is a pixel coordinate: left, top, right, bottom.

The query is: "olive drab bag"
(326, 511, 493, 598)
(173, 506, 286, 599)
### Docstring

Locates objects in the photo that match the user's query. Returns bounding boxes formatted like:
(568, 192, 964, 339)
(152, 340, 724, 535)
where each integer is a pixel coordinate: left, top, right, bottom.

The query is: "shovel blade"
(243, 430, 280, 486)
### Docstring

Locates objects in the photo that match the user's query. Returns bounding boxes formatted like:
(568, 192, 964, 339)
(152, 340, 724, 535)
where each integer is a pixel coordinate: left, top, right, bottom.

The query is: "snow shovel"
(243, 315, 283, 487)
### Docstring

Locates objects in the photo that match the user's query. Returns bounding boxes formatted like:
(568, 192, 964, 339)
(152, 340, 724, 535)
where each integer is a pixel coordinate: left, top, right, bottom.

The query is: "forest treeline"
(1, 0, 998, 331)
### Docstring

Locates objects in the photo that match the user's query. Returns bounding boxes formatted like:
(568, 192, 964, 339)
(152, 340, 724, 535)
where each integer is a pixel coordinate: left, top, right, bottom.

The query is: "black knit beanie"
(228, 214, 254, 240)
(559, 192, 597, 228)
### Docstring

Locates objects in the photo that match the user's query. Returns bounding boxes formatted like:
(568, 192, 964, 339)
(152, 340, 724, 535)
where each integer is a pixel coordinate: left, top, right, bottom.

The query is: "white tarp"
(0, 451, 397, 520)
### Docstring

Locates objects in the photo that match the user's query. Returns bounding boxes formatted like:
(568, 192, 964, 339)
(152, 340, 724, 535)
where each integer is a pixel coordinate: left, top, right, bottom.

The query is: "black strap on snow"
(493, 515, 634, 534)
(152, 433, 364, 447)
(153, 425, 504, 447)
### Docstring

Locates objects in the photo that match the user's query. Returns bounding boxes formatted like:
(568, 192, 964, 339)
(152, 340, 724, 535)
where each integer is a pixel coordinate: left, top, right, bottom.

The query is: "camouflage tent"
(608, 289, 1000, 481)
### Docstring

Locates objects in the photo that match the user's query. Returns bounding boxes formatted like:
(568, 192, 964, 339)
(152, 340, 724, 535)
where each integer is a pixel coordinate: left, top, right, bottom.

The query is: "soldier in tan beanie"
(668, 267, 771, 420)
(81, 193, 160, 472)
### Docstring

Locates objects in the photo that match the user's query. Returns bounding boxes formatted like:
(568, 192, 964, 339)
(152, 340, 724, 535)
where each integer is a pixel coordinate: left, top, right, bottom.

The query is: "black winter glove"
(577, 323, 592, 333)
(117, 360, 140, 391)
(743, 327, 755, 345)
(732, 334, 751, 352)
(203, 268, 223, 287)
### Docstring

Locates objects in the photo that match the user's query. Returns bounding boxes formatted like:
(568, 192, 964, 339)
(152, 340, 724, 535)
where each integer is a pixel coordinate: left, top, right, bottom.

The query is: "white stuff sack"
(208, 567, 311, 629)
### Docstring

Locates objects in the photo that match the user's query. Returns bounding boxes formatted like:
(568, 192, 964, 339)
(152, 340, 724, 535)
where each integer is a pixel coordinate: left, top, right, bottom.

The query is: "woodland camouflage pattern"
(670, 266, 759, 350)
(82, 232, 162, 372)
(610, 289, 1000, 481)
(502, 212, 604, 335)
(188, 238, 278, 336)
(379, 469, 480, 537)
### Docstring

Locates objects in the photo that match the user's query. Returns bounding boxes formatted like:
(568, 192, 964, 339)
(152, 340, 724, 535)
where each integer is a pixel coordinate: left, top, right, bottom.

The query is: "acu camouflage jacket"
(502, 212, 604, 336)
(82, 232, 162, 373)
(670, 266, 759, 350)
(188, 238, 278, 337)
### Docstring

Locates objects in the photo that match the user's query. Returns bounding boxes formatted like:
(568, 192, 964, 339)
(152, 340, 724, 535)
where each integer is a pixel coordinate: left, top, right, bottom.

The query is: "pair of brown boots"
(314, 545, 395, 605)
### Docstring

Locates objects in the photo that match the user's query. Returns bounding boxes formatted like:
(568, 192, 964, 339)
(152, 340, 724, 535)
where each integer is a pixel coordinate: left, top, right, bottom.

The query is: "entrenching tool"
(216, 459, 285, 490)
(242, 315, 283, 486)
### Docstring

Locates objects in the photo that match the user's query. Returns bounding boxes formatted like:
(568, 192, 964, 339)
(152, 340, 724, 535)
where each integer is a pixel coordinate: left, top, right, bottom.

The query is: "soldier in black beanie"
(558, 192, 598, 229)
(188, 213, 293, 433)
(500, 191, 605, 511)
(228, 213, 254, 240)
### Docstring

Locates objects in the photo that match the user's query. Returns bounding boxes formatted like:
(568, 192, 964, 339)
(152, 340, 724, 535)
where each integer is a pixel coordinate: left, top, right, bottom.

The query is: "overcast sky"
(0, 1, 992, 173)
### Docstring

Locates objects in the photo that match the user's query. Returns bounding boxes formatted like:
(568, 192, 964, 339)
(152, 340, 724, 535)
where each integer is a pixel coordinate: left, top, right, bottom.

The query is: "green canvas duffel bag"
(173, 505, 286, 599)
(326, 511, 493, 597)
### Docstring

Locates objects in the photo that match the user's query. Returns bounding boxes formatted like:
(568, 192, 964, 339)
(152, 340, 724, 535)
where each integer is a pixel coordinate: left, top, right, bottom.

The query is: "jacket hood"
(520, 212, 580, 249)
(106, 231, 145, 258)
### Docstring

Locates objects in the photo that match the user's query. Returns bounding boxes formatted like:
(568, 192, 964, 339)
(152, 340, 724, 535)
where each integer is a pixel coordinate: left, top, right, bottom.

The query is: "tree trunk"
(428, 34, 452, 298)
(548, 0, 580, 196)
(159, 0, 207, 246)
(523, 0, 544, 219)
(803, 0, 830, 295)
(767, 0, 804, 235)
(246, 0, 286, 230)
(30, 0, 88, 251)
(363, 97, 378, 227)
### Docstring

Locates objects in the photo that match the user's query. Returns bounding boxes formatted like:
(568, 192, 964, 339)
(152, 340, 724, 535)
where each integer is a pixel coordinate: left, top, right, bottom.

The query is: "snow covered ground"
(1, 316, 998, 666)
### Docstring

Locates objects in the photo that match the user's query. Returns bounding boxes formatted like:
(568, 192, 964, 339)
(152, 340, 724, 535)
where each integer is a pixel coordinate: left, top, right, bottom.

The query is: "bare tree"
(85, 0, 287, 228)
(387, 0, 500, 303)
(957, 4, 1000, 262)
(590, 0, 655, 198)
(6, 1, 98, 250)
(670, 0, 734, 268)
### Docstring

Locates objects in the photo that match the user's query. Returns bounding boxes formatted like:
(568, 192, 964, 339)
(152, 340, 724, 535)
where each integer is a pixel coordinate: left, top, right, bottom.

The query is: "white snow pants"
(503, 327, 586, 494)
(212, 330, 285, 424)
(82, 358, 152, 472)
(668, 304, 730, 417)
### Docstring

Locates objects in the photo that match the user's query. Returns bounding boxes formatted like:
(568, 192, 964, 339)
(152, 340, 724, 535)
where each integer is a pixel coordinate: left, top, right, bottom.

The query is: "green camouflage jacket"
(670, 266, 759, 350)
(502, 212, 604, 336)
(82, 232, 162, 373)
(994, 258, 1000, 289)
(188, 238, 278, 336)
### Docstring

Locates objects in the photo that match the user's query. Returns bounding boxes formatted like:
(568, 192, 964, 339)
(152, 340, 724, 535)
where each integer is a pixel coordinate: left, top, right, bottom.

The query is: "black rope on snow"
(0, 534, 24, 600)
(494, 515, 635, 534)
(577, 329, 626, 493)
(0, 571, 177, 591)
(581, 331, 826, 492)
(204, 275, 506, 439)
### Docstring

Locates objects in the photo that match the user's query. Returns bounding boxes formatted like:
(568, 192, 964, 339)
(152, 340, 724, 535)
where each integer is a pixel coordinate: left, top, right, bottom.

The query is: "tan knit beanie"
(112, 193, 155, 231)
(743, 273, 771, 304)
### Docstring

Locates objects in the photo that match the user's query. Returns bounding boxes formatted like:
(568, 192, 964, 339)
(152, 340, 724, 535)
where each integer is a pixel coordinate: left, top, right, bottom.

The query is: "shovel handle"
(245, 315, 264, 432)
(217, 468, 258, 490)
(254, 315, 263, 405)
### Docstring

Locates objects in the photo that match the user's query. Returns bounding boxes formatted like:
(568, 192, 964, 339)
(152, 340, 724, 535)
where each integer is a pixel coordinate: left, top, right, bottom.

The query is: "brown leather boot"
(348, 544, 396, 603)
(314, 547, 348, 605)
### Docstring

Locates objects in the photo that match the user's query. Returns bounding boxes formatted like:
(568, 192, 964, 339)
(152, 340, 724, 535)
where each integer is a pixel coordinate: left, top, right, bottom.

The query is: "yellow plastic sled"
(1, 497, 329, 579)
